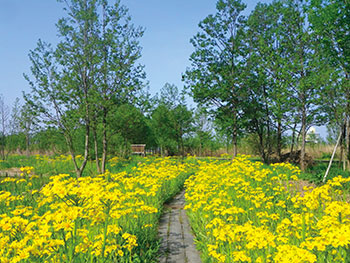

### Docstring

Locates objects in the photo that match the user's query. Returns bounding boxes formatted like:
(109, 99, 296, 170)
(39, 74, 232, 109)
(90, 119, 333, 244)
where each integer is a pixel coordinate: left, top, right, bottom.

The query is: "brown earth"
(271, 150, 315, 168)
(0, 168, 22, 177)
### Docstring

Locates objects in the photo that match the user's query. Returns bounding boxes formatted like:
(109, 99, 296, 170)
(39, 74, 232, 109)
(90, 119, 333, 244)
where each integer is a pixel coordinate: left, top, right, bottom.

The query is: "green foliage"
(24, 0, 146, 176)
(150, 84, 194, 156)
(184, 0, 247, 156)
(303, 162, 350, 184)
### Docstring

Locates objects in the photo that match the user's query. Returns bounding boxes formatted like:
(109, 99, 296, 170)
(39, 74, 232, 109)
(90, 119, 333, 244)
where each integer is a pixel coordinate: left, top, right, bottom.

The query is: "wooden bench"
(131, 144, 146, 157)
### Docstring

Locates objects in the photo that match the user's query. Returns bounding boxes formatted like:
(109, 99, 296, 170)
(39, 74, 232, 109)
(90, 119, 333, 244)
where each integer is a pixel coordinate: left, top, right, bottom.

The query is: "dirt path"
(158, 190, 201, 263)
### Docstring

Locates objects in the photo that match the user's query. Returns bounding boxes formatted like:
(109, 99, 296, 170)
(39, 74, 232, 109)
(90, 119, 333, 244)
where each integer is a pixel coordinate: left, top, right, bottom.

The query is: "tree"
(92, 0, 145, 173)
(25, 0, 144, 177)
(0, 95, 10, 160)
(110, 104, 149, 156)
(19, 102, 39, 157)
(308, 0, 350, 169)
(185, 0, 247, 157)
(192, 107, 215, 156)
(151, 84, 193, 156)
(279, 0, 326, 170)
(246, 1, 293, 161)
(25, 1, 99, 177)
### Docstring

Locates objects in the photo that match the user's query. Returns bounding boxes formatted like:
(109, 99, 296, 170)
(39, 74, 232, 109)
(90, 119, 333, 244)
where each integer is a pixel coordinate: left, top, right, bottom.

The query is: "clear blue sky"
(0, 0, 269, 106)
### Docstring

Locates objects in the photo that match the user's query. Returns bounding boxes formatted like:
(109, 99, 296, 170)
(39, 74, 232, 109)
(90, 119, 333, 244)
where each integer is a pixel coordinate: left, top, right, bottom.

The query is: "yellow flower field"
(0, 157, 195, 262)
(184, 155, 350, 263)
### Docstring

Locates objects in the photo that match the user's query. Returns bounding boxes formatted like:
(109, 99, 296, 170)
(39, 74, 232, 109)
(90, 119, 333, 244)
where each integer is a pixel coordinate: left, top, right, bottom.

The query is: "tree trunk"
(258, 130, 267, 163)
(79, 121, 90, 177)
(266, 119, 271, 163)
(346, 73, 350, 170)
(339, 128, 344, 169)
(93, 127, 101, 174)
(64, 133, 81, 177)
(277, 119, 282, 161)
(263, 85, 271, 163)
(290, 122, 297, 154)
(1, 134, 5, 160)
(232, 109, 238, 157)
(25, 132, 30, 158)
(101, 108, 108, 173)
(346, 115, 350, 171)
(300, 105, 307, 171)
(181, 131, 185, 157)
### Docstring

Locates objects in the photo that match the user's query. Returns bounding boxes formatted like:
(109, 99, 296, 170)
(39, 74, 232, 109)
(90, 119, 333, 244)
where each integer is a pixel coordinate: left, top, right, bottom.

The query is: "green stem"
(101, 208, 110, 258)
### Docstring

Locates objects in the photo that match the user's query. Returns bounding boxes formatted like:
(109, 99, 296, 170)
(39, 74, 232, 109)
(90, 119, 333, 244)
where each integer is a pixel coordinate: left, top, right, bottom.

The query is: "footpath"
(158, 190, 202, 263)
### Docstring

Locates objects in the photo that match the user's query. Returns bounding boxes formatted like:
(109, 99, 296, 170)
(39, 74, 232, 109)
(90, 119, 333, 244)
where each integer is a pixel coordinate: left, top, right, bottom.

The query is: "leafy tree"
(151, 104, 176, 156)
(151, 84, 193, 156)
(92, 0, 145, 173)
(25, 3, 98, 177)
(246, 1, 293, 161)
(25, 0, 144, 176)
(185, 0, 247, 157)
(31, 127, 67, 154)
(111, 104, 149, 153)
(279, 0, 326, 170)
(308, 0, 350, 169)
(192, 107, 216, 156)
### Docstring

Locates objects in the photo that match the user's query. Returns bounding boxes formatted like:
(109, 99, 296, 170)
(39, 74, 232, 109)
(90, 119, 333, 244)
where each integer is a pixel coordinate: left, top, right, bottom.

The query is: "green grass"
(302, 161, 350, 184)
(0, 154, 150, 177)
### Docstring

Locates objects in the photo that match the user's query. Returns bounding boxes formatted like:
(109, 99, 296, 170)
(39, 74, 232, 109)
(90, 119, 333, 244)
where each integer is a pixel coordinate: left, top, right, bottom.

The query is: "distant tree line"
(1, 0, 348, 176)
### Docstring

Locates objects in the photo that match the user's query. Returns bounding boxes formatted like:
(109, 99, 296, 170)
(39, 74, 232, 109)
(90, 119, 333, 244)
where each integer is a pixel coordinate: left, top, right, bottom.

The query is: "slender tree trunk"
(180, 130, 185, 157)
(345, 73, 350, 170)
(101, 5, 109, 174)
(64, 133, 81, 177)
(290, 122, 297, 154)
(258, 130, 266, 163)
(79, 119, 90, 177)
(25, 132, 30, 158)
(277, 119, 282, 161)
(339, 128, 344, 169)
(226, 136, 229, 154)
(232, 109, 238, 157)
(1, 134, 5, 160)
(296, 126, 302, 151)
(101, 108, 108, 173)
(266, 120, 271, 163)
(93, 126, 101, 174)
(263, 85, 271, 162)
(300, 103, 307, 171)
(346, 115, 350, 171)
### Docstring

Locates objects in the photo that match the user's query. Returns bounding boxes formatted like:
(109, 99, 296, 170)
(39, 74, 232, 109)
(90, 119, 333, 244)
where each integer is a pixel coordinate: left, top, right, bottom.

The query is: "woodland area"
(0, 0, 349, 176)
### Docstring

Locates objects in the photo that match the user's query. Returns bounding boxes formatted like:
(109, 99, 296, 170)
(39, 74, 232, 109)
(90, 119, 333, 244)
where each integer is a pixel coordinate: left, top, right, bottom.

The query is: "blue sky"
(0, 0, 269, 106)
(0, 0, 328, 138)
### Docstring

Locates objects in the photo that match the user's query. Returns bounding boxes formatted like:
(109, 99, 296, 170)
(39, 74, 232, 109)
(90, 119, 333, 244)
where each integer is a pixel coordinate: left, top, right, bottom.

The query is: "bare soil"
(0, 168, 22, 177)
